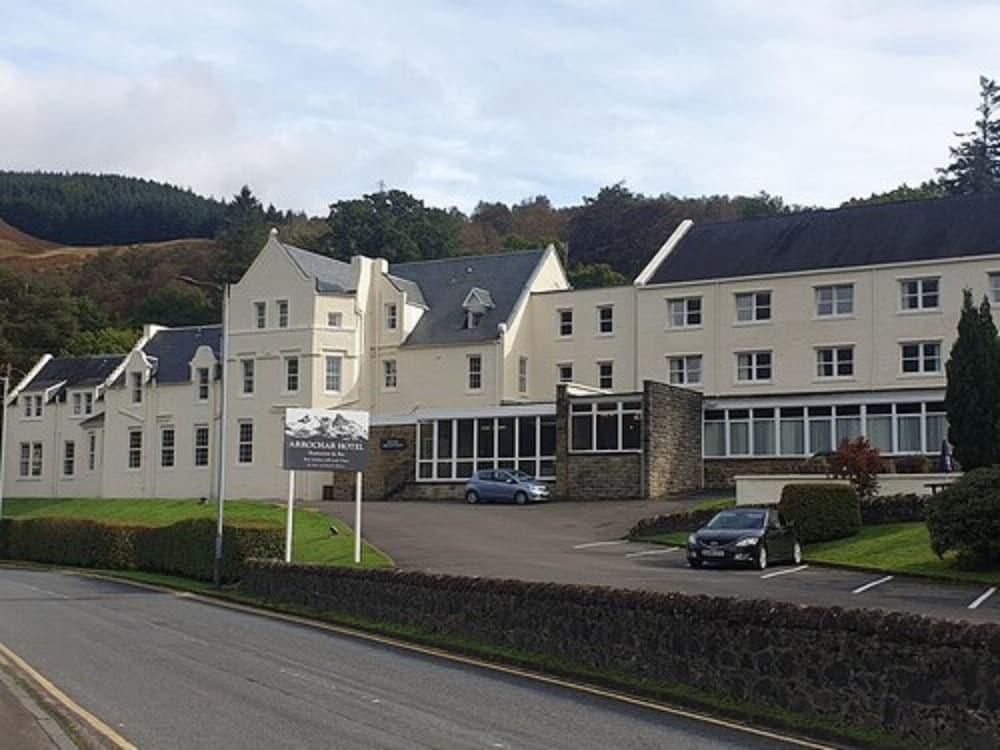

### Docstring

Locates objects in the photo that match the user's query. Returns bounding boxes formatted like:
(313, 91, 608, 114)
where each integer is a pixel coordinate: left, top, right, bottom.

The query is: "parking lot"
(319, 499, 999, 623)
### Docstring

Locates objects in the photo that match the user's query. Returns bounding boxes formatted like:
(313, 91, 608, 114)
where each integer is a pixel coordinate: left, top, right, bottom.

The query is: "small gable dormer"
(462, 287, 495, 329)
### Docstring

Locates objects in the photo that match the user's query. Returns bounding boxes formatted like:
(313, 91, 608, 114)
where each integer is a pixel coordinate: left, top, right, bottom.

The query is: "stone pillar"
(555, 384, 570, 499)
(642, 380, 703, 498)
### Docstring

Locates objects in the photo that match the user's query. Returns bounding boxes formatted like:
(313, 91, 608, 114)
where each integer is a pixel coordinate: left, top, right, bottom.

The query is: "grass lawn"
(690, 497, 736, 512)
(3, 498, 392, 569)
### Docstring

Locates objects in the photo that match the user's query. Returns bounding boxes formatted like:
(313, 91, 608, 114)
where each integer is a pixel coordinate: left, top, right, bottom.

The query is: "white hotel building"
(4, 193, 1000, 501)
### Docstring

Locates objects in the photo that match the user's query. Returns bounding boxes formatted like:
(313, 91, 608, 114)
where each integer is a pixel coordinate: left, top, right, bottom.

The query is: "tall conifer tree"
(938, 76, 1000, 194)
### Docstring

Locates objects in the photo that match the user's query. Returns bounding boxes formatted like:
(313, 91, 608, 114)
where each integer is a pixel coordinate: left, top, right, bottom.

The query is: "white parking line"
(968, 587, 997, 610)
(760, 565, 809, 580)
(852, 575, 894, 594)
(624, 548, 680, 559)
(572, 540, 627, 550)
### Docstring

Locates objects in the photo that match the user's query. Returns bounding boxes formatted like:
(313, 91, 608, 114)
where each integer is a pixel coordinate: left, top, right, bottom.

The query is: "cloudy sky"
(1, 1, 997, 214)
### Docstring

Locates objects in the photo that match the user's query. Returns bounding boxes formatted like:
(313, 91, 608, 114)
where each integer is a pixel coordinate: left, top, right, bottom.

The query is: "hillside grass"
(3, 498, 392, 569)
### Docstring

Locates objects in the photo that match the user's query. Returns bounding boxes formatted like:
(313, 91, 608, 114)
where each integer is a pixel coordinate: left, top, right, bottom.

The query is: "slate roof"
(142, 326, 222, 384)
(21, 355, 124, 394)
(648, 193, 1000, 285)
(387, 274, 427, 307)
(391, 249, 547, 346)
(283, 242, 357, 293)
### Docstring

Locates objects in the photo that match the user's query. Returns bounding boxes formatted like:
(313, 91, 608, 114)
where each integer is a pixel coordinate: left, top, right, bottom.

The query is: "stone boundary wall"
(242, 561, 1000, 748)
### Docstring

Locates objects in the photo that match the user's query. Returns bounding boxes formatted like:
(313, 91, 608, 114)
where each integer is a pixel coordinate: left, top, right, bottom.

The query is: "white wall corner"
(634, 219, 694, 287)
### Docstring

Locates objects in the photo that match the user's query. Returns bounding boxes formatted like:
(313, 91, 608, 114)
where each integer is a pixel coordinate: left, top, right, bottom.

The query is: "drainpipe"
(497, 323, 507, 405)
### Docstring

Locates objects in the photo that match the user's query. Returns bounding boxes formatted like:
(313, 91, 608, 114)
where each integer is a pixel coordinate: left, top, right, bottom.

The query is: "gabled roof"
(387, 274, 427, 307)
(20, 355, 124, 394)
(282, 242, 357, 293)
(463, 287, 495, 310)
(391, 249, 547, 346)
(142, 326, 222, 384)
(647, 192, 1000, 285)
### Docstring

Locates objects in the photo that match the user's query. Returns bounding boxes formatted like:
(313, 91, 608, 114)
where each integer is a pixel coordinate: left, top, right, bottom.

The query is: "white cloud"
(1, 1, 998, 213)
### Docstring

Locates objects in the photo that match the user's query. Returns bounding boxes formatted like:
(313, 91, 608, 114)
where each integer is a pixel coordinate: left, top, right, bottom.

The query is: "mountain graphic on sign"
(285, 412, 368, 441)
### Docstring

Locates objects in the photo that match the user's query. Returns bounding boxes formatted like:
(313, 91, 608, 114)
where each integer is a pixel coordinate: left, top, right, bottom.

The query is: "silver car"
(464, 470, 551, 505)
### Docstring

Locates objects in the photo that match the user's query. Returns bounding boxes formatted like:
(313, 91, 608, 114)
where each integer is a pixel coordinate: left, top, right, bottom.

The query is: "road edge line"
(0, 640, 137, 750)
(65, 569, 835, 750)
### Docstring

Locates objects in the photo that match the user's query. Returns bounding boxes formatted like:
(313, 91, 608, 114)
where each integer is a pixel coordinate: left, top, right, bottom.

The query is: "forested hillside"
(0, 172, 228, 245)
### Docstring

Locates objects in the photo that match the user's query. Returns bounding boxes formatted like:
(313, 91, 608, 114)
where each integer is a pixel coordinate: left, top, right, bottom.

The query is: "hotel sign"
(283, 408, 370, 472)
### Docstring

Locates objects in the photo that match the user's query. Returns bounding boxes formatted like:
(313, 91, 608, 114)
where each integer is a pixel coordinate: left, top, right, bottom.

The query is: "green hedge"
(0, 517, 283, 583)
(778, 483, 861, 543)
(927, 467, 1000, 569)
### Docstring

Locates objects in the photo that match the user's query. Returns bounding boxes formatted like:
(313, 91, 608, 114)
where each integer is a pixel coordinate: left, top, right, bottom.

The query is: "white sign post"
(282, 408, 370, 565)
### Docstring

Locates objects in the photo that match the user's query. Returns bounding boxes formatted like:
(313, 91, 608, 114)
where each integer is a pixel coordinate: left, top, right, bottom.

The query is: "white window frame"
(385, 303, 398, 330)
(899, 277, 940, 312)
(467, 354, 483, 392)
(990, 272, 1000, 305)
(558, 308, 573, 338)
(327, 311, 344, 328)
(735, 291, 772, 323)
(815, 346, 855, 380)
(597, 305, 614, 335)
(83, 392, 94, 415)
(557, 363, 573, 384)
(518, 356, 528, 394)
(736, 351, 773, 383)
(382, 359, 398, 391)
(62, 441, 75, 477)
(325, 356, 343, 393)
(668, 355, 703, 386)
(284, 355, 300, 394)
(597, 361, 614, 390)
(276, 299, 289, 329)
(254, 301, 267, 329)
(31, 442, 43, 477)
(667, 297, 702, 328)
(71, 392, 82, 416)
(900, 341, 942, 375)
(194, 425, 210, 468)
(127, 428, 142, 471)
(87, 432, 97, 472)
(569, 399, 643, 454)
(18, 443, 30, 477)
(131, 372, 143, 404)
(160, 426, 176, 469)
(197, 367, 210, 402)
(815, 284, 855, 317)
(237, 420, 254, 465)
(241, 359, 255, 395)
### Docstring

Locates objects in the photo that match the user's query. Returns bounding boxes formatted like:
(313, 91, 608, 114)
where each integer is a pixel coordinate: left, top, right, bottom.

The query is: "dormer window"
(462, 287, 494, 330)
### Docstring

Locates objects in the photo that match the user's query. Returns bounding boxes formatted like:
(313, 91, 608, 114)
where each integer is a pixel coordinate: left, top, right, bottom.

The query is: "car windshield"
(706, 510, 766, 530)
(506, 470, 533, 481)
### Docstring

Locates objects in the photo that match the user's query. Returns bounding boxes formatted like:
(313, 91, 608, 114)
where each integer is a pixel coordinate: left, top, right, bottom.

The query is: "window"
(64, 442, 77, 476)
(901, 342, 941, 374)
(816, 347, 854, 379)
(728, 409, 750, 455)
(816, 284, 854, 317)
(241, 359, 255, 394)
(131, 373, 143, 404)
(735, 291, 771, 322)
(751, 409, 776, 456)
(276, 300, 289, 328)
(569, 400, 642, 453)
(284, 356, 300, 393)
(237, 421, 253, 464)
(254, 301, 266, 328)
(87, 432, 97, 472)
(557, 363, 573, 384)
(160, 427, 175, 468)
(991, 273, 1000, 305)
(127, 429, 142, 470)
(900, 278, 939, 311)
(598, 305, 613, 334)
(194, 425, 210, 467)
(518, 357, 528, 393)
(779, 408, 805, 455)
(34, 395, 43, 418)
(325, 356, 342, 392)
(385, 303, 398, 330)
(703, 411, 726, 457)
(736, 351, 772, 382)
(465, 310, 484, 329)
(668, 355, 703, 386)
(83, 392, 93, 415)
(197, 367, 210, 401)
(467, 355, 482, 391)
(31, 443, 42, 477)
(22, 395, 43, 419)
(328, 311, 344, 328)
(72, 393, 82, 416)
(383, 359, 398, 390)
(18, 443, 30, 477)
(668, 297, 702, 328)
(558, 309, 573, 337)
(598, 361, 613, 390)
(416, 415, 556, 480)
(926, 402, 948, 453)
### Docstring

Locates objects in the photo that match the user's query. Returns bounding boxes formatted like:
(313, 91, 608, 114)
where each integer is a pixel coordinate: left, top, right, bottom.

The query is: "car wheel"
(514, 491, 528, 506)
(792, 541, 802, 565)
(688, 559, 703, 569)
(756, 545, 768, 571)
(465, 490, 479, 505)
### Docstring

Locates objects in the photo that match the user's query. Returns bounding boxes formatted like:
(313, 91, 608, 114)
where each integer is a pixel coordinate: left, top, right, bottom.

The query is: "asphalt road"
(321, 499, 1000, 624)
(0, 569, 811, 750)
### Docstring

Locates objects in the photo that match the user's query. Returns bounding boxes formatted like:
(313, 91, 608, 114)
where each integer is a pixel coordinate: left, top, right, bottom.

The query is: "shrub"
(778, 483, 861, 543)
(0, 517, 283, 583)
(891, 455, 933, 474)
(926, 466, 1000, 569)
(860, 494, 927, 525)
(828, 437, 884, 500)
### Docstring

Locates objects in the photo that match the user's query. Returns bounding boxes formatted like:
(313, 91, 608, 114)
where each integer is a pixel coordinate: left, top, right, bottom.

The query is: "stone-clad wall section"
(704, 458, 806, 489)
(642, 381, 702, 497)
(242, 561, 1000, 749)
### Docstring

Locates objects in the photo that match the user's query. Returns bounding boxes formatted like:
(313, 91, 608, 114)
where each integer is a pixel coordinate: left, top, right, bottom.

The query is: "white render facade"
(5, 193, 1000, 500)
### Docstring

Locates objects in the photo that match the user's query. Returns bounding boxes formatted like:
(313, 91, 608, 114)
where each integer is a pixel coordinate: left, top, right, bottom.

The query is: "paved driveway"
(317, 499, 1000, 624)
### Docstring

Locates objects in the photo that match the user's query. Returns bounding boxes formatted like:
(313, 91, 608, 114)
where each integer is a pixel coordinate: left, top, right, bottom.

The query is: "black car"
(687, 508, 801, 570)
